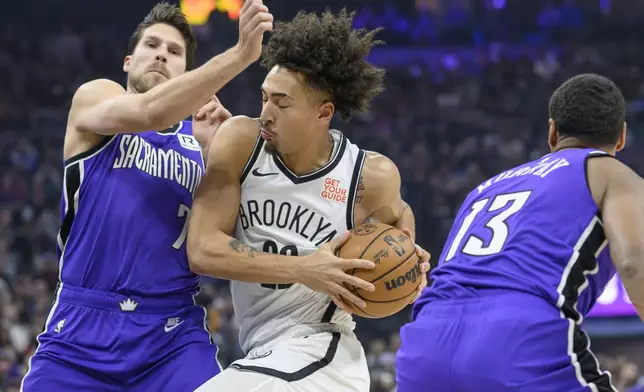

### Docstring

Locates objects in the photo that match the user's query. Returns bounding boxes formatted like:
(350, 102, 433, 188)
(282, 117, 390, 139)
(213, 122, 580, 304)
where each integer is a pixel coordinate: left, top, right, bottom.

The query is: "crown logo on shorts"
(119, 297, 138, 312)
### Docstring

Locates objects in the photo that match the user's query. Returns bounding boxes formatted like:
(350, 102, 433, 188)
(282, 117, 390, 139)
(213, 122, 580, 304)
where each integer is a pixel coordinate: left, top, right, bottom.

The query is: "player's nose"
(259, 117, 274, 131)
(259, 108, 275, 125)
(155, 53, 168, 64)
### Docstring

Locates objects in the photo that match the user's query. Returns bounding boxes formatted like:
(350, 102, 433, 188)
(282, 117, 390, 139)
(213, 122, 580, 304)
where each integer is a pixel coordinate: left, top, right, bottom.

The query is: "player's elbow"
(613, 251, 644, 279)
(613, 256, 644, 321)
(186, 235, 208, 275)
(186, 233, 226, 276)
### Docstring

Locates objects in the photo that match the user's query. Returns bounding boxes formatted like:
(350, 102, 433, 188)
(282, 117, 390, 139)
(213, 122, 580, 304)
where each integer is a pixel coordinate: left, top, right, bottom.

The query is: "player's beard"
(263, 142, 277, 154)
(128, 73, 157, 94)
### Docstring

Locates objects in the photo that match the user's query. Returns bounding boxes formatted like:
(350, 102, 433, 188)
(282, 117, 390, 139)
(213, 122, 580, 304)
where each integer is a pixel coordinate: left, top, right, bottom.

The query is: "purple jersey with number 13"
(416, 147, 615, 323)
(396, 148, 617, 392)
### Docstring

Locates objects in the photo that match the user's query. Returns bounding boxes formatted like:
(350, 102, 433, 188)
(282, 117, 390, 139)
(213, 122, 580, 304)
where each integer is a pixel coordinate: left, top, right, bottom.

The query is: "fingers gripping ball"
(336, 222, 421, 318)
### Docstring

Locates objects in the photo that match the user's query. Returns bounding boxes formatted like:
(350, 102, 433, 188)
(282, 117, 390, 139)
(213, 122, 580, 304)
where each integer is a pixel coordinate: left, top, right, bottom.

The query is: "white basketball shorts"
(194, 331, 369, 392)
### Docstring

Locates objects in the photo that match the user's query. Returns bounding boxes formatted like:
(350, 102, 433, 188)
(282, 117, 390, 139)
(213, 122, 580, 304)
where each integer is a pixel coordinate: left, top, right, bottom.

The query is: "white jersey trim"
(345, 149, 366, 229)
(555, 216, 617, 392)
(21, 153, 88, 391)
(64, 134, 117, 168)
(272, 130, 348, 184)
(156, 121, 184, 136)
(241, 132, 265, 184)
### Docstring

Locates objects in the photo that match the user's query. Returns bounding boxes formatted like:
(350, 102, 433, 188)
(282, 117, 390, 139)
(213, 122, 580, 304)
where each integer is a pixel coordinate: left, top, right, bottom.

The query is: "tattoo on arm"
(228, 239, 255, 259)
(356, 175, 365, 203)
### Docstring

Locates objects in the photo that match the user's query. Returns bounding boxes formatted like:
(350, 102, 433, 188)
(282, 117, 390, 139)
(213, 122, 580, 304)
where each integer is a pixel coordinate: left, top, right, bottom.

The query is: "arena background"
(1, 0, 643, 391)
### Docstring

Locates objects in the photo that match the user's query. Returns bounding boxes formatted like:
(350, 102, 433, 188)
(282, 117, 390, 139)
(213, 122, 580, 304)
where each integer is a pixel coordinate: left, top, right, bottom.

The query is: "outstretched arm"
(70, 50, 246, 136)
(69, 0, 271, 136)
(588, 156, 644, 320)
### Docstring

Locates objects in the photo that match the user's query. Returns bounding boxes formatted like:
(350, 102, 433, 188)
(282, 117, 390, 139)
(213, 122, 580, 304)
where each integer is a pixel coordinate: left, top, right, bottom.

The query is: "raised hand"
(192, 95, 232, 152)
(236, 0, 274, 64)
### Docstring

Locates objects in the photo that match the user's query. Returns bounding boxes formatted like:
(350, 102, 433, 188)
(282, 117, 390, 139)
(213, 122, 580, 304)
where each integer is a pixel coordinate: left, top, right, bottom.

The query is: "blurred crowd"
(1, 0, 644, 391)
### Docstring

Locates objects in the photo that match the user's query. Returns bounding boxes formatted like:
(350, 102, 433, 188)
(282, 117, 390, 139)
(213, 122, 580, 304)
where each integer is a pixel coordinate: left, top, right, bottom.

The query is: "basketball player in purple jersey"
(20, 2, 273, 391)
(397, 73, 644, 392)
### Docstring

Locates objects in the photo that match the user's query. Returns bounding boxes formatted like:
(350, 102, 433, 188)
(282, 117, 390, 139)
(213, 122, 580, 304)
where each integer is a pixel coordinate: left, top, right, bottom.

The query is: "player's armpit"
(186, 116, 300, 283)
(588, 156, 644, 320)
(360, 152, 416, 239)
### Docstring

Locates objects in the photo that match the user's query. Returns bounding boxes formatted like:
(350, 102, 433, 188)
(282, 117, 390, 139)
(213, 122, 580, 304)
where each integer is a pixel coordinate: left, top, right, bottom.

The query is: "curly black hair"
(261, 9, 385, 120)
(548, 73, 625, 146)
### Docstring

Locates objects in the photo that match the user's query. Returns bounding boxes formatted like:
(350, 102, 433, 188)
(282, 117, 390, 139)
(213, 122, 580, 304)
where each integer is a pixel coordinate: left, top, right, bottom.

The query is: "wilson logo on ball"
(385, 263, 421, 291)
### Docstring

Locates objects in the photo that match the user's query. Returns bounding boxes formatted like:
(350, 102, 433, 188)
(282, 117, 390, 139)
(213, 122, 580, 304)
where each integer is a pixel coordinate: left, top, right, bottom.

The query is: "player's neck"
(125, 79, 144, 94)
(279, 131, 334, 176)
(553, 138, 614, 155)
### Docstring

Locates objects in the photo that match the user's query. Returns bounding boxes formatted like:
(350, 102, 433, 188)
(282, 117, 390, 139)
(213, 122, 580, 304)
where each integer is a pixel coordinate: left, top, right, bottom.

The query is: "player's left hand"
(401, 228, 430, 303)
(192, 95, 232, 151)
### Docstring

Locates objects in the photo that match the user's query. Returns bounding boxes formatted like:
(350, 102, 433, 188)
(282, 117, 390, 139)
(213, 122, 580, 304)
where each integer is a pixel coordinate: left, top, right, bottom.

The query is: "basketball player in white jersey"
(187, 9, 430, 392)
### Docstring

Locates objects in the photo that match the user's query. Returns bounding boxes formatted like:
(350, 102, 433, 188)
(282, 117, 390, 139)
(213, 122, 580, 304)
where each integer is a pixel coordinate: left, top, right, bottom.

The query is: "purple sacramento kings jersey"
(56, 121, 204, 297)
(417, 148, 616, 322)
(23, 121, 221, 392)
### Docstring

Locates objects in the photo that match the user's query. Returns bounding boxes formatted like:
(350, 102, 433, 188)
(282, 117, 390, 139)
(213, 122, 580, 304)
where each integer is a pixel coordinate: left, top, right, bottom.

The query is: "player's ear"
(318, 101, 334, 124)
(547, 119, 557, 151)
(615, 121, 627, 152)
(123, 55, 132, 72)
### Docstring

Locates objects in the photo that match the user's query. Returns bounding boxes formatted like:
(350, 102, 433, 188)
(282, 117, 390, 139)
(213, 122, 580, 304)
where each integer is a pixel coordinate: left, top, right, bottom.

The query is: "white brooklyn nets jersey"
(233, 129, 366, 353)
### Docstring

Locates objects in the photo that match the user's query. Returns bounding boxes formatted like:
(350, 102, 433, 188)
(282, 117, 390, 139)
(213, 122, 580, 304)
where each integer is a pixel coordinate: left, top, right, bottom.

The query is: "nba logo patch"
(178, 134, 201, 151)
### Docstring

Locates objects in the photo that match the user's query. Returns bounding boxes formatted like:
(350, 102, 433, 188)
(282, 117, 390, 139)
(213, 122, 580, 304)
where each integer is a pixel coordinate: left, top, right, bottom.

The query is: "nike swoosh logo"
(164, 321, 185, 332)
(250, 350, 272, 360)
(252, 168, 278, 177)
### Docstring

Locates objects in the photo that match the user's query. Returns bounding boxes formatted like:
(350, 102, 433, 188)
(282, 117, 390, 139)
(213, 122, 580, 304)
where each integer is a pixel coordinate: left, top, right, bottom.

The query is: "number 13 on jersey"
(445, 191, 532, 261)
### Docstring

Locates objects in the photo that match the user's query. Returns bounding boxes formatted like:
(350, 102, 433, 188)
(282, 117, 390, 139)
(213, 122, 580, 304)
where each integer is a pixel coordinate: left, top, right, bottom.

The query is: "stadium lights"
(180, 0, 242, 24)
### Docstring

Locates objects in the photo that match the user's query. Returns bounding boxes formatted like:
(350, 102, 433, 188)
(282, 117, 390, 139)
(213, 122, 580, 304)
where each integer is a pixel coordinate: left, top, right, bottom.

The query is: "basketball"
(336, 222, 422, 318)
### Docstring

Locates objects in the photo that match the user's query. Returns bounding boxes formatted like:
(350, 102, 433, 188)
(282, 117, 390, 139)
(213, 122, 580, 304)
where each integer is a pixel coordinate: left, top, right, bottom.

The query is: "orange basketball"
(336, 222, 422, 318)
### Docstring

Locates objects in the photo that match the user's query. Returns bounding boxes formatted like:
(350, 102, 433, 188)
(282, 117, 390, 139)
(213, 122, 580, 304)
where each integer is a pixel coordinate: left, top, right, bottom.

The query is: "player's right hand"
(192, 95, 232, 151)
(297, 232, 376, 312)
(236, 0, 274, 64)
